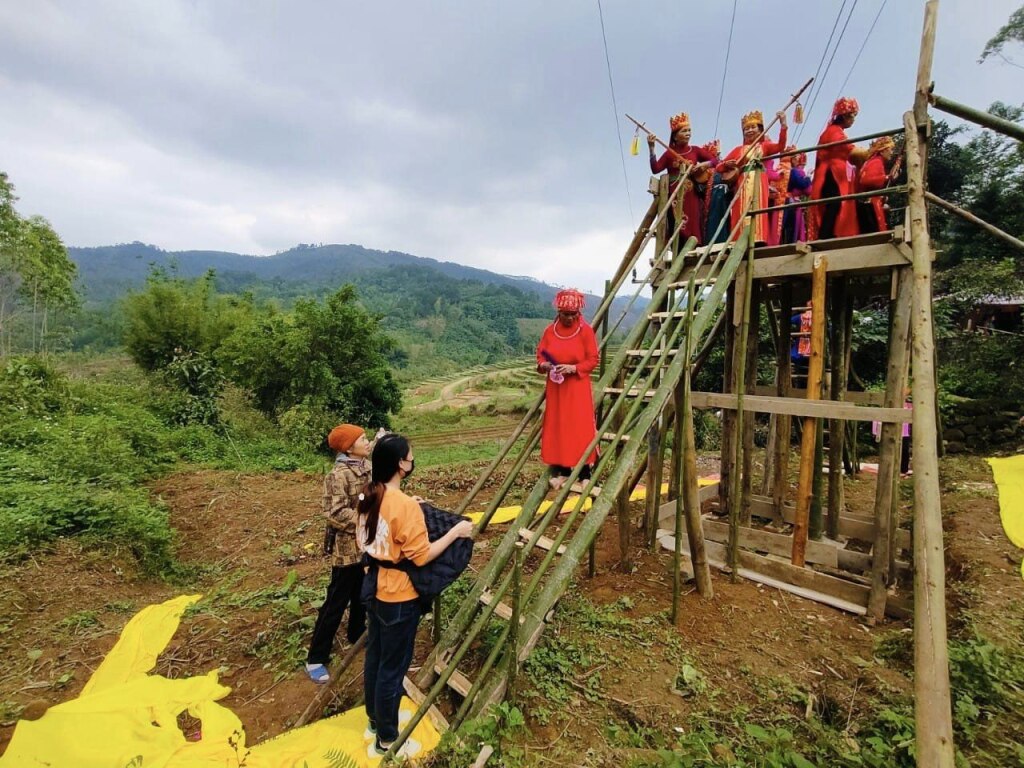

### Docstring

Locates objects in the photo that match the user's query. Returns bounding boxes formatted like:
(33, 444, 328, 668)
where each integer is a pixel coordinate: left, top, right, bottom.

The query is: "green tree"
(220, 285, 402, 429)
(979, 4, 1024, 65)
(121, 269, 248, 371)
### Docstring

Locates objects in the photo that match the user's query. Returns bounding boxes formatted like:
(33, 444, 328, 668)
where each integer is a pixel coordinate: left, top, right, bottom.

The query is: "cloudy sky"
(1, 1, 1020, 292)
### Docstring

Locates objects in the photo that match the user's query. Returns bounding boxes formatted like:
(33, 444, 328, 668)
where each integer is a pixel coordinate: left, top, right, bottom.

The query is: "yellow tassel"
(794, 102, 804, 125)
(630, 134, 640, 156)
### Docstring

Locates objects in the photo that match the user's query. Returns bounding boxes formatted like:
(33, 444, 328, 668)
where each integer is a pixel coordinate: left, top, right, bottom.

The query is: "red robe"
(537, 320, 600, 468)
(651, 144, 717, 246)
(855, 154, 889, 233)
(717, 125, 787, 244)
(807, 124, 859, 240)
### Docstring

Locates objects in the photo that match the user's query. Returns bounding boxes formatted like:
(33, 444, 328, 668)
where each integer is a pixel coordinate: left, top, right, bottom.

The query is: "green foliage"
(220, 285, 402, 426)
(939, 330, 1024, 402)
(162, 349, 225, 426)
(979, 5, 1024, 63)
(427, 702, 526, 767)
(121, 269, 247, 372)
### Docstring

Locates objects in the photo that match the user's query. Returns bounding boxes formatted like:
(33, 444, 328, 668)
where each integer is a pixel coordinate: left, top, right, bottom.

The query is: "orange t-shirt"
(361, 487, 431, 603)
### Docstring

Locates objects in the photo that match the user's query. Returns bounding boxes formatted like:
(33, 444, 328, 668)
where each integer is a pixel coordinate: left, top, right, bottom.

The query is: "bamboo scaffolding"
(827, 278, 851, 539)
(929, 93, 1024, 143)
(791, 255, 827, 566)
(747, 185, 908, 217)
(773, 285, 794, 519)
(728, 234, 756, 576)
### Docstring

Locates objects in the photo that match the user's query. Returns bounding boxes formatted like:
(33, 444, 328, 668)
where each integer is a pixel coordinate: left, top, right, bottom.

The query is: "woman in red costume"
(855, 136, 896, 234)
(807, 97, 867, 240)
(648, 112, 717, 249)
(536, 289, 600, 491)
(717, 109, 788, 245)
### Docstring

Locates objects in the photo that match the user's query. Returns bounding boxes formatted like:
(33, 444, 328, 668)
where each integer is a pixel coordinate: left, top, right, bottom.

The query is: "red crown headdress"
(669, 112, 690, 132)
(741, 110, 763, 130)
(869, 136, 895, 154)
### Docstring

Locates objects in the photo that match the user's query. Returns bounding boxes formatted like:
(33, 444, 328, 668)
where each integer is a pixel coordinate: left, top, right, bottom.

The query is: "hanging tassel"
(794, 102, 805, 125)
(629, 129, 640, 156)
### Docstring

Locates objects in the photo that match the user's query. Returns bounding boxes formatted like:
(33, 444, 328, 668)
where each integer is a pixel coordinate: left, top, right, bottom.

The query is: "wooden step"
(604, 386, 656, 399)
(403, 676, 450, 732)
(518, 527, 567, 555)
(625, 348, 678, 357)
(479, 589, 522, 622)
(648, 310, 697, 320)
(433, 660, 473, 697)
(601, 431, 631, 443)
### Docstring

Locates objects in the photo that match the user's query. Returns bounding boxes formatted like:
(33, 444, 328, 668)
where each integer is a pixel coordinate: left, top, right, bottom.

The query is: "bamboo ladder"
(385, 215, 756, 758)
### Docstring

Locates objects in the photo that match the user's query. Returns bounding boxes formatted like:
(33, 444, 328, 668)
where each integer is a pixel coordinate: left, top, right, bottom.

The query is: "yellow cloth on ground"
(0, 594, 439, 767)
(468, 477, 718, 526)
(987, 455, 1024, 581)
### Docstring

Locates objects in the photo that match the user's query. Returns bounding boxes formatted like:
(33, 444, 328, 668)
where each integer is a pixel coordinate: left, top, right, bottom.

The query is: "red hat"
(328, 424, 364, 453)
(831, 97, 859, 120)
(554, 289, 586, 312)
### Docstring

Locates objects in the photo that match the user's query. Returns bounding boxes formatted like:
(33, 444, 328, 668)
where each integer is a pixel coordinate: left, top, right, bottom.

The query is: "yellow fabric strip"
(986, 455, 1024, 581)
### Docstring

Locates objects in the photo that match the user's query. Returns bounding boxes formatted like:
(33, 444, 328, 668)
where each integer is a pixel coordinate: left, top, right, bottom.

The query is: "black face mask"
(402, 458, 415, 479)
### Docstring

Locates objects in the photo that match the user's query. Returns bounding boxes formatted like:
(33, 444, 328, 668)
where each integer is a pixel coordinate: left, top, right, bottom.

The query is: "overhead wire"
(596, 0, 634, 224)
(834, 0, 889, 102)
(799, 0, 862, 141)
(714, 0, 739, 137)
(795, 0, 851, 143)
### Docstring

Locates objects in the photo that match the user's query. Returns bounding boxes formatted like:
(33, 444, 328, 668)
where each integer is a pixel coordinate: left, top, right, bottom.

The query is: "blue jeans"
(364, 598, 422, 744)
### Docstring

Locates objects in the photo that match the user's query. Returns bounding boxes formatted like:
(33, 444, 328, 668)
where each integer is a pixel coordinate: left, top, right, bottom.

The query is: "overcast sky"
(1, 1, 1021, 293)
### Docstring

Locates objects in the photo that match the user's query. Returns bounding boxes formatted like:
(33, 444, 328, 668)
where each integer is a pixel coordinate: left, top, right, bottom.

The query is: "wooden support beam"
(754, 385, 884, 405)
(924, 191, 1024, 253)
(719, 285, 737, 534)
(929, 93, 1024, 143)
(741, 281, 761, 525)
(827, 278, 852, 539)
(772, 284, 793, 520)
(689, 392, 911, 422)
(792, 255, 827, 566)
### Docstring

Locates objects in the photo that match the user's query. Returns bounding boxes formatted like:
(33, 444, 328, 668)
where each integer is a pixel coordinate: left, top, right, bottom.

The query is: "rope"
(834, 0, 889, 102)
(799, 0, 862, 141)
(714, 0, 739, 137)
(597, 0, 634, 224)
(795, 0, 851, 143)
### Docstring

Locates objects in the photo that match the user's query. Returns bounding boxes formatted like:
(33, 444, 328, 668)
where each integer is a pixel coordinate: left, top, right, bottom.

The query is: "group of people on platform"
(646, 96, 901, 248)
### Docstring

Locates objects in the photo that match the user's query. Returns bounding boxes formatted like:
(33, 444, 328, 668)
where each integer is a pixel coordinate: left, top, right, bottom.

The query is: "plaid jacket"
(323, 455, 371, 568)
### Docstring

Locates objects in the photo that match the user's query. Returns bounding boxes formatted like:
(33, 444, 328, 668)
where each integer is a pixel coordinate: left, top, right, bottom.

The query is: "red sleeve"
(858, 156, 887, 191)
(763, 124, 788, 155)
(651, 150, 672, 174)
(695, 146, 716, 163)
(536, 325, 553, 365)
(716, 145, 743, 173)
(575, 324, 600, 376)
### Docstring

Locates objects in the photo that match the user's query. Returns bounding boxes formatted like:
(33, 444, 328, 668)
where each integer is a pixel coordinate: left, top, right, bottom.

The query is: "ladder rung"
(601, 431, 631, 443)
(433, 660, 473, 697)
(479, 590, 523, 622)
(649, 310, 697, 319)
(402, 676, 450, 732)
(668, 278, 717, 289)
(625, 348, 678, 357)
(604, 387, 656, 399)
(518, 528, 567, 555)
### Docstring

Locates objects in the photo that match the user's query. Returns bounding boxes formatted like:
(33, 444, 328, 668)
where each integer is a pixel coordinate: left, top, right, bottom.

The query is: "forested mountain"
(68, 242, 640, 376)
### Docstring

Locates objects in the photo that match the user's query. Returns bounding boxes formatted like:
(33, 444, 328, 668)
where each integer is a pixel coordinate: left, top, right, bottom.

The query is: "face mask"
(402, 458, 415, 479)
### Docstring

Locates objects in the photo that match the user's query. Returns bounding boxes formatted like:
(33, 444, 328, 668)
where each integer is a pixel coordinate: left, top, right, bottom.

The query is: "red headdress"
(553, 289, 586, 313)
(701, 139, 721, 161)
(669, 112, 690, 132)
(869, 136, 895, 155)
(831, 97, 859, 120)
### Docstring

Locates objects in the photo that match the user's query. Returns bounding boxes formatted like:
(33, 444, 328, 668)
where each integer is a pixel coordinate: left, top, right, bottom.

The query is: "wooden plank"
(518, 528, 567, 555)
(433, 661, 473, 697)
(747, 494, 912, 550)
(626, 348, 678, 356)
(754, 385, 884, 405)
(601, 431, 631, 443)
(403, 676, 450, 733)
(690, 391, 911, 423)
(699, 481, 720, 503)
(471, 745, 496, 768)
(479, 590, 524, 623)
(604, 386, 656, 399)
(702, 518, 839, 568)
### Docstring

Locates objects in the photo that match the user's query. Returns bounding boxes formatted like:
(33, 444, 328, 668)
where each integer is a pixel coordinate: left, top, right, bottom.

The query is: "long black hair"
(358, 433, 410, 546)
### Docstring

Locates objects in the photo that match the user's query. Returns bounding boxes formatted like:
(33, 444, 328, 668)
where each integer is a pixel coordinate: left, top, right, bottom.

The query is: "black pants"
(307, 564, 366, 665)
(900, 435, 911, 475)
(551, 464, 592, 480)
(818, 171, 841, 239)
(364, 598, 422, 744)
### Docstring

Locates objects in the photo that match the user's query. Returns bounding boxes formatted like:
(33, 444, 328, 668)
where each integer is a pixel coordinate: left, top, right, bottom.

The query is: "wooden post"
(791, 255, 827, 566)
(810, 420, 825, 540)
(682, 376, 714, 598)
(615, 371, 632, 572)
(773, 284, 794, 519)
(827, 279, 850, 539)
(672, 383, 686, 623)
(295, 633, 368, 727)
(906, 85, 956, 764)
(867, 267, 913, 621)
(728, 244, 755, 577)
(719, 286, 737, 519)
(740, 281, 761, 525)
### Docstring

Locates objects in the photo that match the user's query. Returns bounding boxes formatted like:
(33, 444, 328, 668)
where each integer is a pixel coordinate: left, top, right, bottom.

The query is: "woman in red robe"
(855, 136, 896, 234)
(717, 109, 788, 245)
(536, 289, 600, 491)
(807, 97, 866, 240)
(648, 112, 717, 249)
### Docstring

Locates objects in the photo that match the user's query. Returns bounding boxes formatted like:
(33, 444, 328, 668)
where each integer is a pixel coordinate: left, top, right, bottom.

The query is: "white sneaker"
(367, 737, 422, 760)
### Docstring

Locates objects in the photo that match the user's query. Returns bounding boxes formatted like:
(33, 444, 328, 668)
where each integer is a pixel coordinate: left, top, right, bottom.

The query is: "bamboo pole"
(773, 284, 794, 519)
(740, 280, 760, 525)
(827, 278, 850, 539)
(924, 191, 1024, 253)
(905, 101, 956, 766)
(747, 185, 908, 217)
(760, 299, 781, 497)
(507, 542, 524, 702)
(929, 93, 1024, 143)
(866, 278, 914, 616)
(719, 286, 736, 520)
(809, 417, 825, 540)
(728, 238, 755, 577)
(761, 127, 906, 162)
(681, 310, 713, 598)
(791, 255, 827, 566)
(672, 380, 686, 623)
(295, 634, 367, 727)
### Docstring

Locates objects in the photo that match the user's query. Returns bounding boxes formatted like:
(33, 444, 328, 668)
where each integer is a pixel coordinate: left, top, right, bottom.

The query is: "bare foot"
(549, 476, 567, 491)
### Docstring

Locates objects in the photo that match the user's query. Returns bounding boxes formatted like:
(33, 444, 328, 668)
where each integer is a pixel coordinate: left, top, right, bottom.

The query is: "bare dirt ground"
(0, 451, 1018, 762)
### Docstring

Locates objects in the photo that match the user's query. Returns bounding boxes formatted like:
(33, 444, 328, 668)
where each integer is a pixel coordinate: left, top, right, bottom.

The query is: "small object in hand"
(549, 369, 564, 384)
